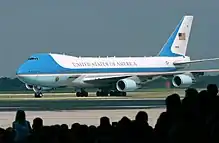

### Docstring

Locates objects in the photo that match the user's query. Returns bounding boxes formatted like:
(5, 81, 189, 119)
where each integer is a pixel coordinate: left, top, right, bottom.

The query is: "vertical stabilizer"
(158, 15, 193, 57)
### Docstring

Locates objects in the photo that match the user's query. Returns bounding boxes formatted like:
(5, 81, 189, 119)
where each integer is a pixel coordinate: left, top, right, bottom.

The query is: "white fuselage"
(16, 53, 191, 88)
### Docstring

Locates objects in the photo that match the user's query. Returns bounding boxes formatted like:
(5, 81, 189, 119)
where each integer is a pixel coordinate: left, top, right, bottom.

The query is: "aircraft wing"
(136, 69, 219, 76)
(83, 75, 132, 84)
(173, 58, 219, 65)
(82, 69, 219, 84)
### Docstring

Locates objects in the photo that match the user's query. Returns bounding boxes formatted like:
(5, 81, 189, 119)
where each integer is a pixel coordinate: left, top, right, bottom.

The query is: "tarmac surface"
(0, 108, 165, 129)
(0, 98, 165, 111)
(0, 90, 189, 128)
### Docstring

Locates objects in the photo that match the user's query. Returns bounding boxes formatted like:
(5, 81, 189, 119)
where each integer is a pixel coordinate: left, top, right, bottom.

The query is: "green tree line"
(0, 76, 218, 92)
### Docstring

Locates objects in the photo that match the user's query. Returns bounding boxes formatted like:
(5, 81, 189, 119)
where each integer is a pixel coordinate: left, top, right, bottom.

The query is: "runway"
(0, 90, 189, 128)
(0, 98, 165, 111)
(0, 90, 186, 111)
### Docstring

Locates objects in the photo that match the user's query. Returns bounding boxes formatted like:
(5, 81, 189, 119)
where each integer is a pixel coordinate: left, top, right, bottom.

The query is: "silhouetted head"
(207, 84, 218, 97)
(15, 110, 26, 124)
(89, 125, 96, 130)
(198, 89, 208, 101)
(119, 116, 131, 126)
(88, 125, 97, 135)
(199, 90, 208, 96)
(185, 88, 198, 98)
(182, 88, 200, 119)
(100, 116, 110, 127)
(0, 127, 5, 136)
(61, 124, 68, 130)
(135, 111, 148, 123)
(71, 123, 80, 130)
(32, 117, 43, 131)
(165, 93, 181, 113)
(120, 116, 131, 123)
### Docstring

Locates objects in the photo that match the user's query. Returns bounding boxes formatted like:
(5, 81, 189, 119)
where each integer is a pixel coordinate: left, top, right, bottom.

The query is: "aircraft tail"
(158, 15, 193, 57)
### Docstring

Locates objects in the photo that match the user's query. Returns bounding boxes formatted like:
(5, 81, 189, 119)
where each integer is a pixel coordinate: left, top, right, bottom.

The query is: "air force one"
(16, 15, 219, 98)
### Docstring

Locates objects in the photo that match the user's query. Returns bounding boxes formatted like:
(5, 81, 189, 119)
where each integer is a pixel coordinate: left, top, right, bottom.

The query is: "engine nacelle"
(172, 74, 195, 88)
(116, 78, 139, 92)
(25, 84, 33, 90)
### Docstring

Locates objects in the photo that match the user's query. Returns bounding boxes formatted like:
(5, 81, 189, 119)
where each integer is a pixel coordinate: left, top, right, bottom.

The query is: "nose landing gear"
(34, 92, 43, 98)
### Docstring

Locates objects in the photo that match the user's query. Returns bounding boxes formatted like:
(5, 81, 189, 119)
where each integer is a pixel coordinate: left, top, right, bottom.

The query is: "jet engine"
(116, 78, 139, 92)
(172, 74, 195, 87)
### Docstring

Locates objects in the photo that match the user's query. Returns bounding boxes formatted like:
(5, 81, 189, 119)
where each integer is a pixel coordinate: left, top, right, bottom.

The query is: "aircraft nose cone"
(16, 68, 21, 76)
(16, 64, 28, 81)
(16, 61, 30, 75)
(16, 65, 25, 76)
(16, 65, 32, 84)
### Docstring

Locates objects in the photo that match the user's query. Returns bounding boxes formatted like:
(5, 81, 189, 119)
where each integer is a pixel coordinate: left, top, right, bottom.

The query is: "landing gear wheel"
(109, 91, 126, 96)
(121, 92, 127, 96)
(83, 91, 88, 97)
(101, 91, 108, 96)
(76, 92, 81, 97)
(76, 91, 88, 97)
(34, 92, 43, 98)
(96, 91, 101, 96)
(96, 91, 108, 96)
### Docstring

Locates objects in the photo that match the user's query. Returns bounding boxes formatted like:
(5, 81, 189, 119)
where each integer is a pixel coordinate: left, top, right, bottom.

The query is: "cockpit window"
(28, 57, 38, 60)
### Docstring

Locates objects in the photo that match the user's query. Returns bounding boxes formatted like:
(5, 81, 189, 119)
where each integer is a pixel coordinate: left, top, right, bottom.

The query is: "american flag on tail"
(178, 32, 186, 40)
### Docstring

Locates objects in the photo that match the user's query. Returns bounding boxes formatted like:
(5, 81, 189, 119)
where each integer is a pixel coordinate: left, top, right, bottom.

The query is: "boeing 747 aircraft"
(16, 15, 219, 98)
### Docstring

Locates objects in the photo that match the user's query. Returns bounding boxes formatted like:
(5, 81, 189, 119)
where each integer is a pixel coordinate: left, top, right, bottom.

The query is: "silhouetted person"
(132, 111, 154, 143)
(154, 93, 181, 143)
(185, 87, 199, 97)
(88, 125, 97, 143)
(4, 127, 16, 143)
(116, 116, 132, 143)
(207, 84, 218, 97)
(32, 117, 43, 132)
(100, 116, 111, 127)
(0, 128, 6, 143)
(169, 88, 204, 143)
(182, 88, 199, 119)
(12, 110, 31, 143)
(96, 116, 113, 143)
(198, 90, 210, 120)
(61, 124, 68, 130)
(206, 84, 219, 117)
(135, 111, 148, 124)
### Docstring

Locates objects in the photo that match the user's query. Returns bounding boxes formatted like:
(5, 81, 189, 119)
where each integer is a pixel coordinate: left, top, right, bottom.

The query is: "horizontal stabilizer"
(173, 58, 219, 65)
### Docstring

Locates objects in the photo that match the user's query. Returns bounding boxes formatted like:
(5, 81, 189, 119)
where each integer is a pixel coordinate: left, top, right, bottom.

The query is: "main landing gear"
(96, 90, 127, 97)
(75, 88, 127, 97)
(76, 89, 88, 97)
(75, 89, 127, 97)
(34, 92, 43, 98)
(96, 90, 126, 96)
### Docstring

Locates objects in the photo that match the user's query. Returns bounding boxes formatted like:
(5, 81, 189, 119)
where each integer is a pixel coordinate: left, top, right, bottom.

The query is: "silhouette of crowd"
(0, 84, 219, 143)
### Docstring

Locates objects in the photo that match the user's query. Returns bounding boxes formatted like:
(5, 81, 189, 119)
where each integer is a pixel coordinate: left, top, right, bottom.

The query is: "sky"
(1, 0, 219, 77)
